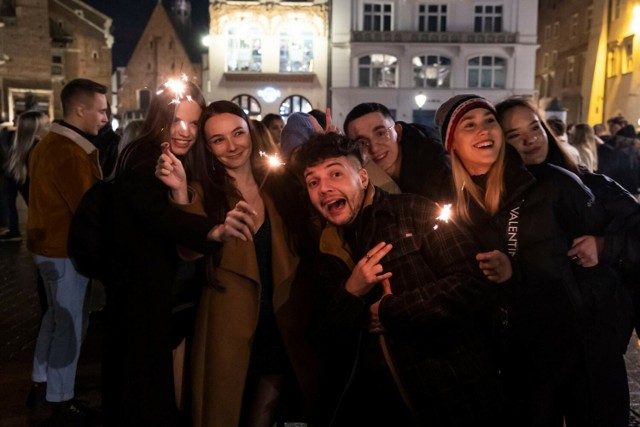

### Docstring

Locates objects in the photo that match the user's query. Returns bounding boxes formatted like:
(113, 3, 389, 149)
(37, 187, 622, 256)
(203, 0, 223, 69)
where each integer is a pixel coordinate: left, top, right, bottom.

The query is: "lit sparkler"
(157, 74, 191, 141)
(258, 151, 285, 190)
(433, 203, 452, 230)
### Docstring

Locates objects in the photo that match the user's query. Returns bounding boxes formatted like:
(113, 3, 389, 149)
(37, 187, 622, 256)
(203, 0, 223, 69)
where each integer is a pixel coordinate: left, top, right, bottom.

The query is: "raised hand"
(345, 241, 393, 297)
(155, 143, 188, 202)
(208, 200, 258, 243)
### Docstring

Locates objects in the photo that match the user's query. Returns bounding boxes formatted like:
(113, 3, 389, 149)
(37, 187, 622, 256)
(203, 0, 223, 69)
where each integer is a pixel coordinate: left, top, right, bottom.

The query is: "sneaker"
(0, 232, 21, 242)
(50, 399, 101, 427)
(25, 381, 47, 410)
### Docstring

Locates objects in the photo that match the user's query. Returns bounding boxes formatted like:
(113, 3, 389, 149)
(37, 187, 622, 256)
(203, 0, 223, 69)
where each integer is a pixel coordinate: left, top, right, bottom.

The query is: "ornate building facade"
(203, 0, 329, 118)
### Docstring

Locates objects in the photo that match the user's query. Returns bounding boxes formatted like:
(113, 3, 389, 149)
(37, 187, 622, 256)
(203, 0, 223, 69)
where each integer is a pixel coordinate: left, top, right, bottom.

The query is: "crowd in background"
(2, 78, 640, 427)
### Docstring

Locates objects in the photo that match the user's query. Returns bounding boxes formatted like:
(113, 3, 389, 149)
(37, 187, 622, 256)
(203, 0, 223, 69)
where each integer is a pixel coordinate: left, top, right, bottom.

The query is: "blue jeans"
(31, 255, 91, 402)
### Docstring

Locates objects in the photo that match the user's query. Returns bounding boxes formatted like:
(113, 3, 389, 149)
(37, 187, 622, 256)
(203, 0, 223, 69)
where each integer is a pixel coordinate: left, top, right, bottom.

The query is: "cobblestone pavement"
(1, 201, 640, 425)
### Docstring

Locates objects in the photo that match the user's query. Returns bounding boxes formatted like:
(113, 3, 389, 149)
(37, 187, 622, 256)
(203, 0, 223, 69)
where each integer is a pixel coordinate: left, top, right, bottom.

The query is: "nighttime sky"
(84, 0, 210, 68)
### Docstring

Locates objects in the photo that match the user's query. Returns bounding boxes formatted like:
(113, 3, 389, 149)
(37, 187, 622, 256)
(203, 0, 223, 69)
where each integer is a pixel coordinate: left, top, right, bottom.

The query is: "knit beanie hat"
(434, 94, 497, 152)
(280, 112, 316, 159)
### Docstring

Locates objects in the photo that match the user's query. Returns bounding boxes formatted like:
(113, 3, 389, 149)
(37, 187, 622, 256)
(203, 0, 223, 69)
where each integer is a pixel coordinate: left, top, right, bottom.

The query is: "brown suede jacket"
(27, 123, 102, 257)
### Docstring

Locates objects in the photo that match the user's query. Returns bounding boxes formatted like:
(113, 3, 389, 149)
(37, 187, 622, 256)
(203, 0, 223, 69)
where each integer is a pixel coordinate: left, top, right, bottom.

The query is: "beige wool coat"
(182, 183, 319, 427)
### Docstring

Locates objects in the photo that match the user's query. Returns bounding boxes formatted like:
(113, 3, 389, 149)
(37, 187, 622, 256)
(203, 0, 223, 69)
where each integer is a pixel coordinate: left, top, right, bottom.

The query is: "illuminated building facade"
(329, 0, 538, 128)
(203, 0, 329, 119)
(538, 0, 640, 127)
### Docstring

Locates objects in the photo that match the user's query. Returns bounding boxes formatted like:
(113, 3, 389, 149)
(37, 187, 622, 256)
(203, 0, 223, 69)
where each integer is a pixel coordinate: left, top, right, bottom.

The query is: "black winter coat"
(103, 140, 217, 427)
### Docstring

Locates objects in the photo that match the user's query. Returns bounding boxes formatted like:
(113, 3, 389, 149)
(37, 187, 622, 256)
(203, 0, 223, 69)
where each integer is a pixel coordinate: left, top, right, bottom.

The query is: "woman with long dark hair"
(105, 81, 217, 426)
(156, 100, 319, 427)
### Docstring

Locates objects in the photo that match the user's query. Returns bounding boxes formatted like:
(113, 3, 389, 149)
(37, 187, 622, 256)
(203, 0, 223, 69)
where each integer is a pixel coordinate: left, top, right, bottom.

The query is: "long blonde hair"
(451, 135, 506, 225)
(571, 123, 598, 172)
(7, 111, 49, 184)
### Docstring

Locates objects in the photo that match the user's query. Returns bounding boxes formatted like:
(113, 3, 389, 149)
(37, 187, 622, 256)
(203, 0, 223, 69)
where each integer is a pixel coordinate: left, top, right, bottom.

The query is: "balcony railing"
(351, 31, 517, 44)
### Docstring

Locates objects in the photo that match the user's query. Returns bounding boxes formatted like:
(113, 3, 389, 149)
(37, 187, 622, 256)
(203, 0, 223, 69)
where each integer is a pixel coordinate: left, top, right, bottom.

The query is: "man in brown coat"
(26, 79, 108, 423)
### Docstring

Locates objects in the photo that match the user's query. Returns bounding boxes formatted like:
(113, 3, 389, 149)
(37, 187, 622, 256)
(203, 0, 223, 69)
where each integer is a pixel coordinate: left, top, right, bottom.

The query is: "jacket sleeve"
(584, 172, 640, 273)
(119, 146, 217, 254)
(378, 219, 502, 336)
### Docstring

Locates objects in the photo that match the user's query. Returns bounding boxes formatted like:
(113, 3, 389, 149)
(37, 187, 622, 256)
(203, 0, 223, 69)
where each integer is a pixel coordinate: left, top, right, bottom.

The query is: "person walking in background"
(343, 102, 451, 201)
(262, 113, 285, 148)
(2, 110, 50, 243)
(156, 100, 320, 427)
(26, 78, 108, 424)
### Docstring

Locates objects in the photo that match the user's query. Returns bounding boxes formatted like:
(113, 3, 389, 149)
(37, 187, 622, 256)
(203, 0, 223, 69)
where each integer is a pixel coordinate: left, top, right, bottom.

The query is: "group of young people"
(23, 76, 640, 427)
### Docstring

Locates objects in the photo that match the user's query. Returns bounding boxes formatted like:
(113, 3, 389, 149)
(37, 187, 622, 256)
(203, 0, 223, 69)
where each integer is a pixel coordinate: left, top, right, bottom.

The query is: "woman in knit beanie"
(435, 94, 621, 426)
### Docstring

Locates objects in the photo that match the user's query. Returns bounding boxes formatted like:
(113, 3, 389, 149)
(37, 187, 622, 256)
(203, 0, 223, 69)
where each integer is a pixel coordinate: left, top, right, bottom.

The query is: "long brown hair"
(117, 80, 206, 175)
(571, 123, 598, 172)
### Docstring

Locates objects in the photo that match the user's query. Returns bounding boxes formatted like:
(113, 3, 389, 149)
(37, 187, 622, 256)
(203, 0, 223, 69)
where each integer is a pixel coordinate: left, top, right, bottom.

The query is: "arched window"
(279, 95, 312, 117)
(358, 54, 397, 88)
(231, 94, 261, 118)
(227, 25, 262, 72)
(279, 27, 314, 72)
(467, 56, 506, 89)
(413, 55, 451, 88)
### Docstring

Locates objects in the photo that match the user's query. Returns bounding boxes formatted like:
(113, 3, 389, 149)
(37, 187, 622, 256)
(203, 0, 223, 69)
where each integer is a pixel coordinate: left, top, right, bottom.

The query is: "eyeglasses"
(354, 124, 395, 149)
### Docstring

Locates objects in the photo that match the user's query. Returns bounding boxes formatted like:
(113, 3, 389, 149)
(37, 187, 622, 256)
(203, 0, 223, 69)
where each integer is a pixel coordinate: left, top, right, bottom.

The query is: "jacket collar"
(50, 122, 97, 155)
(318, 184, 376, 269)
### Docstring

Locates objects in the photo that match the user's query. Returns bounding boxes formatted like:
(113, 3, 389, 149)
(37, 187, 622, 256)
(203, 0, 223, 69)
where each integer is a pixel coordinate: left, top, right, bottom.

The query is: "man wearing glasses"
(344, 102, 452, 202)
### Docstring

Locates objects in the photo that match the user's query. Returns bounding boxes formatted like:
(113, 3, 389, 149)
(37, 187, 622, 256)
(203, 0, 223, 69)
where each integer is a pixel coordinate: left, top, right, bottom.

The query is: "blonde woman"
(570, 123, 598, 172)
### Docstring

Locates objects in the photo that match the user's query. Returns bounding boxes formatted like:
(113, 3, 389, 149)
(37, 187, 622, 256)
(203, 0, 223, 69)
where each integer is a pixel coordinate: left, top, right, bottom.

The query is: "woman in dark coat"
(495, 97, 638, 426)
(103, 81, 217, 426)
(435, 95, 613, 426)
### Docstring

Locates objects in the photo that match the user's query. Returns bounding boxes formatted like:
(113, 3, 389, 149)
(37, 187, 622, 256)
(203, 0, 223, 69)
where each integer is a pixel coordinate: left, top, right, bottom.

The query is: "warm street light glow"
(415, 93, 427, 108)
(202, 35, 211, 47)
(633, 6, 640, 34)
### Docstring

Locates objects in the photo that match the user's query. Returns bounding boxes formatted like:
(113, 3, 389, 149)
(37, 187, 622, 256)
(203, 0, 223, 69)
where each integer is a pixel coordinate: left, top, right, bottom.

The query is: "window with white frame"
(418, 4, 447, 32)
(363, 3, 393, 31)
(474, 5, 503, 32)
(280, 95, 312, 117)
(543, 53, 549, 69)
(553, 21, 560, 38)
(279, 28, 314, 72)
(413, 55, 451, 87)
(467, 56, 506, 89)
(544, 25, 551, 41)
(551, 50, 557, 67)
(586, 7, 593, 33)
(614, 0, 621, 20)
(227, 25, 262, 72)
(359, 54, 397, 87)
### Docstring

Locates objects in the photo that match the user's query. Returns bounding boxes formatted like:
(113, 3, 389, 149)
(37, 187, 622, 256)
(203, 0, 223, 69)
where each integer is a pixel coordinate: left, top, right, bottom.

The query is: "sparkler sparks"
(258, 151, 285, 190)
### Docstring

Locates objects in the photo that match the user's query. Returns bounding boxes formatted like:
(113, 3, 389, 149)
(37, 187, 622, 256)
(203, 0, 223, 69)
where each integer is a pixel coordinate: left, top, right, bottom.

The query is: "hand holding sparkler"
(155, 142, 189, 203)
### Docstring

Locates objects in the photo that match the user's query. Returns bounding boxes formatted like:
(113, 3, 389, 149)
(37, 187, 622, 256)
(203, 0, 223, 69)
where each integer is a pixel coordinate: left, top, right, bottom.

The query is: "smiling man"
(294, 132, 507, 426)
(343, 102, 452, 202)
